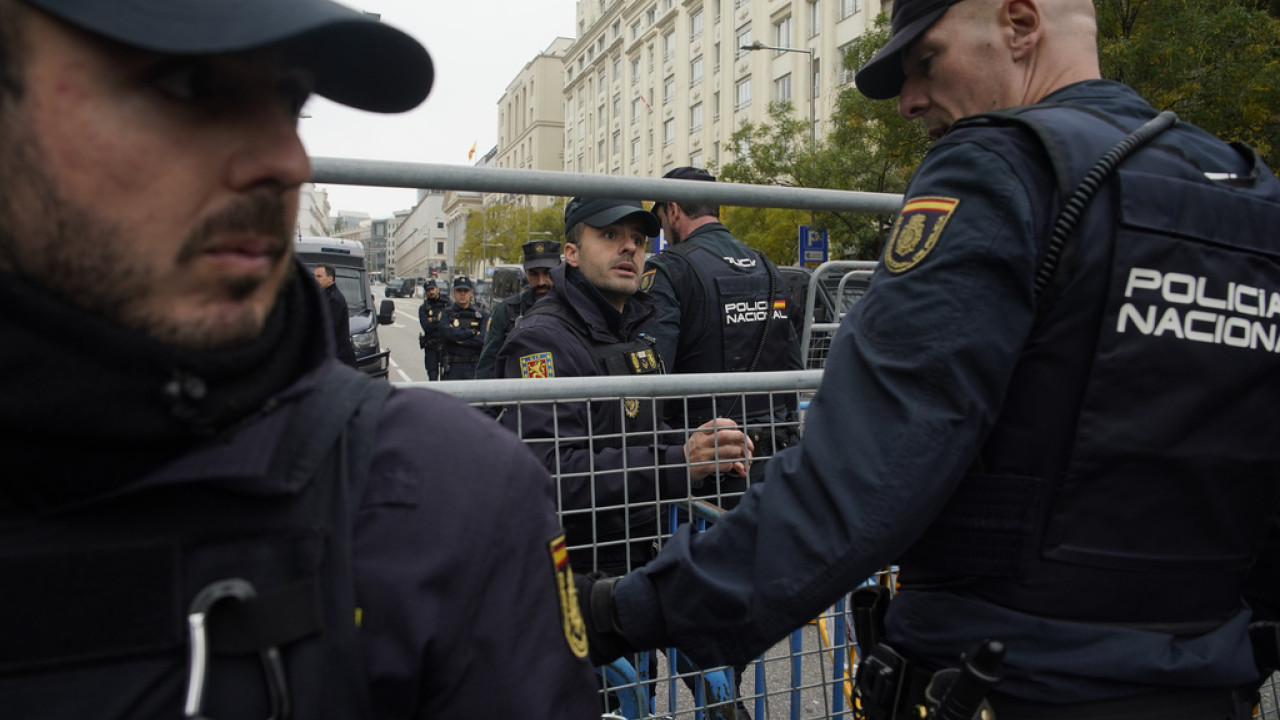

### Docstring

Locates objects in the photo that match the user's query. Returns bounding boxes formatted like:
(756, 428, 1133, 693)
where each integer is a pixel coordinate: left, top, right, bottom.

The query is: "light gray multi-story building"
(562, 0, 887, 175)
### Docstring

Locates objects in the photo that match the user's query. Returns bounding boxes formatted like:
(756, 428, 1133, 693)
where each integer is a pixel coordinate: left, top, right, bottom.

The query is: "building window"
(713, 91, 721, 119)
(600, 0, 606, 12)
(838, 0, 861, 20)
(775, 73, 792, 103)
(663, 118, 675, 145)
(808, 0, 821, 37)
(632, 19, 642, 38)
(647, 7, 656, 24)
(690, 56, 703, 84)
(612, 131, 621, 154)
(598, 72, 606, 93)
(690, 150, 703, 168)
(613, 20, 621, 37)
(631, 56, 641, 83)
(598, 139, 606, 164)
(633, 96, 646, 120)
(613, 57, 621, 80)
(664, 75, 675, 103)
(690, 9, 704, 39)
(664, 0, 674, 10)
(690, 102, 703, 130)
(774, 16, 792, 51)
(838, 42, 855, 84)
(713, 42, 721, 72)
(735, 24, 752, 59)
(632, 136, 641, 162)
(735, 0, 747, 7)
(437, 241, 445, 253)
(612, 92, 621, 117)
(736, 76, 752, 109)
(663, 31, 675, 60)
(813, 58, 821, 98)
(713, 0, 721, 23)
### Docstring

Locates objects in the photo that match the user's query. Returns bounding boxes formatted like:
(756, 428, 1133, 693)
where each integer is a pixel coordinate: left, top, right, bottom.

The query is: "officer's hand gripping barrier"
(185, 578, 290, 720)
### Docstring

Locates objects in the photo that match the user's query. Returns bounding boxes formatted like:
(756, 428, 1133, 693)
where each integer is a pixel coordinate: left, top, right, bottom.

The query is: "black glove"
(574, 571, 637, 666)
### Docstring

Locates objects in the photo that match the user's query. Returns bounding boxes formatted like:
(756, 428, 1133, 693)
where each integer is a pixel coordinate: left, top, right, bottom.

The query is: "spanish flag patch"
(884, 196, 959, 274)
(520, 352, 555, 379)
(549, 534, 589, 659)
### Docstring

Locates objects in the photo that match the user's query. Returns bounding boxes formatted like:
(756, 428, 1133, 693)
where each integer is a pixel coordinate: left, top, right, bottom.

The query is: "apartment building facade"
(563, 0, 887, 176)
(493, 37, 576, 211)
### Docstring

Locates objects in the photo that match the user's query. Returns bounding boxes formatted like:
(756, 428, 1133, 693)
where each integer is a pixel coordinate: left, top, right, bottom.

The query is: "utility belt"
(852, 586, 1004, 720)
(747, 424, 798, 458)
(444, 353, 480, 364)
(418, 333, 441, 350)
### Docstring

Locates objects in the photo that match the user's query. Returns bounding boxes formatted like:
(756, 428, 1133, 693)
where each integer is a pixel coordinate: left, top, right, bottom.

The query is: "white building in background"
(393, 190, 450, 281)
(493, 37, 575, 211)
(296, 183, 331, 237)
(563, 0, 887, 175)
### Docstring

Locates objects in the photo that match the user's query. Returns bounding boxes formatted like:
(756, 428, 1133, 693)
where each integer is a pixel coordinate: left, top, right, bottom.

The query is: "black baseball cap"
(522, 240, 562, 270)
(564, 198, 661, 238)
(651, 166, 717, 217)
(452, 275, 473, 290)
(425, 279, 437, 289)
(23, 0, 434, 113)
(854, 0, 968, 100)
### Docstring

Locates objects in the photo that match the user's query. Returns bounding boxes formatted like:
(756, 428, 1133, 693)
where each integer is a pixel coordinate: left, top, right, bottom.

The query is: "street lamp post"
(740, 40, 816, 146)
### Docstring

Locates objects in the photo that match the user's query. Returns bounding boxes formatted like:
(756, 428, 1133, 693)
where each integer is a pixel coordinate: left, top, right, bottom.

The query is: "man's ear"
(1005, 0, 1042, 60)
(564, 241, 580, 268)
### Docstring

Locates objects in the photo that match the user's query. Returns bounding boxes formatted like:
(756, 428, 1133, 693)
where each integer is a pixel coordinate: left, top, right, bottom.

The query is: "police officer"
(438, 275, 489, 380)
(496, 197, 753, 720)
(0, 1, 599, 717)
(418, 279, 448, 380)
(576, 0, 1280, 718)
(476, 239, 561, 379)
(646, 167, 803, 485)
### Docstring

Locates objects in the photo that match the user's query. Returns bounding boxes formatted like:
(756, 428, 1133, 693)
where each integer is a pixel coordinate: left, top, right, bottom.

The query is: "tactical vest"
(497, 292, 534, 338)
(665, 240, 793, 425)
(523, 299, 663, 442)
(442, 305, 485, 362)
(0, 365, 391, 719)
(901, 105, 1280, 629)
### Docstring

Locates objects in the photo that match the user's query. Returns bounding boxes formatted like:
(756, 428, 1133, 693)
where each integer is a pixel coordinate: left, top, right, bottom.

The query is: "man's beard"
(0, 115, 292, 350)
(531, 284, 552, 299)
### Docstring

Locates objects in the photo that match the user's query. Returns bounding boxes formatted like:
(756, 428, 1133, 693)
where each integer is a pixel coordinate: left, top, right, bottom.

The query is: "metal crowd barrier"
(420, 370, 883, 719)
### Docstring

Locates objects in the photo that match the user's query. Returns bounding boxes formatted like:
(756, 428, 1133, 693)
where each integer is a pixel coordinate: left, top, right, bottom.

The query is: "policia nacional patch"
(883, 196, 959, 273)
(549, 534, 589, 658)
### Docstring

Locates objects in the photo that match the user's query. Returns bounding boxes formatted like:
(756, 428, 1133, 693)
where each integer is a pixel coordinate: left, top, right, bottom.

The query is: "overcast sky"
(299, 0, 578, 218)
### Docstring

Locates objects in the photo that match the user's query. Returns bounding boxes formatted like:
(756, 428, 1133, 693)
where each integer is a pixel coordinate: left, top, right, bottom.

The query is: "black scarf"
(0, 263, 323, 513)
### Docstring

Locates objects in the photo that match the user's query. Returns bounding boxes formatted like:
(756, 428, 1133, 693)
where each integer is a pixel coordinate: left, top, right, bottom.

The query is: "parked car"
(384, 277, 413, 298)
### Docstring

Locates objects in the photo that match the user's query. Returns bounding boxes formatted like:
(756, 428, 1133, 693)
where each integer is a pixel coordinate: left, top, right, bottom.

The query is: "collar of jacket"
(0, 259, 330, 514)
(549, 263, 656, 343)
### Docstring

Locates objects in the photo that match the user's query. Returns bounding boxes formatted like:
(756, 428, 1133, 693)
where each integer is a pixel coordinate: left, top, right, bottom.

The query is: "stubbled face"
(452, 287, 472, 308)
(526, 266, 553, 299)
(897, 2, 1012, 139)
(313, 266, 333, 288)
(566, 219, 648, 311)
(426, 286, 440, 299)
(0, 10, 312, 350)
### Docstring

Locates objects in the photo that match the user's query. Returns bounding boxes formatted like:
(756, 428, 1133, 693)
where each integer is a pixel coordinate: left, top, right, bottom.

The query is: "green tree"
(458, 198, 567, 268)
(719, 13, 928, 262)
(1096, 0, 1280, 167)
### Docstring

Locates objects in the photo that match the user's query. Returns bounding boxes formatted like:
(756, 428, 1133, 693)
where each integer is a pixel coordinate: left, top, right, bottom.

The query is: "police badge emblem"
(884, 196, 959, 273)
(624, 398, 640, 419)
(548, 534, 589, 658)
(639, 268, 656, 293)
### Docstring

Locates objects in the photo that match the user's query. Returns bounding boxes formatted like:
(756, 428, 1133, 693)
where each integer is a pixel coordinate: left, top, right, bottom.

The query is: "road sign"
(799, 225, 828, 268)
